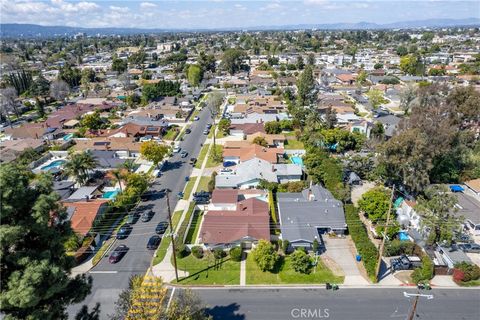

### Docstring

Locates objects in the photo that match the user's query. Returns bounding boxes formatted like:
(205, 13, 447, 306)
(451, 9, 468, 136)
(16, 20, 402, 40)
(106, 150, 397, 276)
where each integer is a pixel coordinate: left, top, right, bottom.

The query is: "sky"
(1, 0, 479, 29)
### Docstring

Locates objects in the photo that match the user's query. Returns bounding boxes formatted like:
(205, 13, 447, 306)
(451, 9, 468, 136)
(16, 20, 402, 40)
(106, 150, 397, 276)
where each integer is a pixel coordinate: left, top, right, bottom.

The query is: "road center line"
(89, 271, 118, 274)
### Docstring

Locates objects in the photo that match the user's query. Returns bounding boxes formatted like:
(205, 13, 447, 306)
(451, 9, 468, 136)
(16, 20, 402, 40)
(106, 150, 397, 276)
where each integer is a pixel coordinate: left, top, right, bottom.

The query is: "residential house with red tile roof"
(63, 200, 109, 236)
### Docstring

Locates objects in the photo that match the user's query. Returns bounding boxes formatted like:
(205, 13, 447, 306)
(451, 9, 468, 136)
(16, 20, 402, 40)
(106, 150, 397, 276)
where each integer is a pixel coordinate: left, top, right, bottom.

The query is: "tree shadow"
(177, 257, 232, 282)
(205, 303, 245, 320)
(161, 160, 183, 172)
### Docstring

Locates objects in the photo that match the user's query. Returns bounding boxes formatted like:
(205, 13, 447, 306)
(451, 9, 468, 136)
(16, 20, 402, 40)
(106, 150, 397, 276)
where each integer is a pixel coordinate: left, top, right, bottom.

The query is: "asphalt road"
(68, 106, 211, 319)
(194, 288, 480, 320)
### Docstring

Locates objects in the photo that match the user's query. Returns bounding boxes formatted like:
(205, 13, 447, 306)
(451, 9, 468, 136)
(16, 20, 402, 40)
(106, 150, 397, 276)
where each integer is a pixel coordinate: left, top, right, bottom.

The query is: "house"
(277, 185, 347, 251)
(375, 115, 401, 138)
(89, 150, 131, 170)
(465, 178, 480, 197)
(199, 190, 270, 248)
(229, 123, 265, 137)
(436, 245, 472, 269)
(53, 180, 76, 200)
(246, 132, 286, 147)
(67, 186, 102, 201)
(63, 200, 109, 236)
(335, 73, 356, 85)
(454, 192, 480, 236)
(72, 137, 144, 158)
(0, 138, 45, 154)
(222, 144, 284, 164)
(215, 158, 302, 189)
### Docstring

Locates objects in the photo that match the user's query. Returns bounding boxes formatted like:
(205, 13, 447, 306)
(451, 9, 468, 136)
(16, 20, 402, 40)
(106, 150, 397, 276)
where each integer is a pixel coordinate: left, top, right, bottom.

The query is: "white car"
(194, 116, 200, 121)
(219, 169, 235, 175)
(172, 146, 181, 153)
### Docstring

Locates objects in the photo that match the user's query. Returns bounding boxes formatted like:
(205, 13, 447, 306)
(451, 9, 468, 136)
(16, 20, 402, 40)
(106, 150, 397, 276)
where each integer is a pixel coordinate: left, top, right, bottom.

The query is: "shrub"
(252, 240, 279, 272)
(312, 239, 320, 253)
(229, 247, 243, 262)
(290, 249, 312, 274)
(384, 239, 416, 257)
(345, 205, 379, 282)
(175, 244, 190, 259)
(453, 269, 465, 283)
(282, 239, 290, 254)
(411, 256, 434, 283)
(191, 246, 204, 259)
(454, 262, 480, 283)
(213, 247, 226, 260)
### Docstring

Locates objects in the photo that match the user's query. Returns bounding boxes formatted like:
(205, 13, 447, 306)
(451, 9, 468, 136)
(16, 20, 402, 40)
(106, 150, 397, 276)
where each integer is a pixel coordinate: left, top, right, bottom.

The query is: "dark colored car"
(206, 123, 212, 129)
(126, 213, 140, 224)
(223, 161, 236, 167)
(109, 245, 129, 263)
(141, 210, 155, 222)
(147, 236, 161, 250)
(193, 190, 210, 197)
(193, 196, 210, 204)
(189, 157, 197, 165)
(155, 221, 169, 235)
(116, 223, 132, 239)
(185, 128, 191, 134)
(458, 243, 480, 253)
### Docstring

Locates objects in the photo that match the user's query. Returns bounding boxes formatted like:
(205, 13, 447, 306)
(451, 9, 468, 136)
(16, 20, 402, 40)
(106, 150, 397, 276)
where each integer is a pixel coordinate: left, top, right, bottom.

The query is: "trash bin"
(356, 255, 362, 262)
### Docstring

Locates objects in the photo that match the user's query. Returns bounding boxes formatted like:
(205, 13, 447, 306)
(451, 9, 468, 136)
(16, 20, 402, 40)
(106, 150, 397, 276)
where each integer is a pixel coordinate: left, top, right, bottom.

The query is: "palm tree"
(108, 168, 126, 193)
(64, 151, 98, 186)
(122, 159, 136, 173)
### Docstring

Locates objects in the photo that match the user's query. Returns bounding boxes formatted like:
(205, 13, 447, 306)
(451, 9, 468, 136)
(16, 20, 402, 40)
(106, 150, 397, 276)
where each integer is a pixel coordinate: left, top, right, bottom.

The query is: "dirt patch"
(394, 270, 414, 284)
(321, 255, 344, 277)
(351, 181, 376, 206)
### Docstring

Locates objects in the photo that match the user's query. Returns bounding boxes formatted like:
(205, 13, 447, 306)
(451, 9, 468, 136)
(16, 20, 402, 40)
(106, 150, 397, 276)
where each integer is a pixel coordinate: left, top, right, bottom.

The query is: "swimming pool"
(398, 231, 410, 241)
(290, 156, 303, 166)
(102, 190, 119, 199)
(41, 160, 66, 171)
(62, 133, 74, 141)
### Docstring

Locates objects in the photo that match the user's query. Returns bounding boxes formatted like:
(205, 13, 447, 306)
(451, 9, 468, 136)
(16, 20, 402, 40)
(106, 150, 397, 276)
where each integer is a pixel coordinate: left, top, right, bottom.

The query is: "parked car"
(185, 176, 190, 182)
(194, 196, 210, 204)
(147, 236, 161, 250)
(177, 191, 184, 199)
(193, 190, 210, 198)
(116, 223, 132, 239)
(220, 168, 234, 175)
(189, 157, 197, 165)
(194, 116, 200, 121)
(126, 213, 140, 224)
(203, 129, 209, 135)
(155, 221, 169, 235)
(141, 210, 155, 222)
(206, 123, 212, 129)
(185, 128, 191, 134)
(390, 255, 422, 271)
(180, 151, 188, 158)
(173, 146, 181, 153)
(109, 245, 129, 263)
(223, 161, 236, 167)
(458, 243, 480, 253)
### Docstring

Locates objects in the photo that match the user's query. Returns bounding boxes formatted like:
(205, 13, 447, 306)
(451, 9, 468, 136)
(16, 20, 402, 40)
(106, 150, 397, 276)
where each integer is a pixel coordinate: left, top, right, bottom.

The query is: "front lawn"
(196, 176, 211, 192)
(284, 139, 304, 150)
(457, 279, 480, 287)
(195, 144, 210, 169)
(184, 210, 203, 244)
(183, 177, 197, 200)
(174, 252, 240, 285)
(246, 253, 344, 285)
(163, 127, 179, 140)
(152, 210, 182, 265)
(206, 145, 223, 168)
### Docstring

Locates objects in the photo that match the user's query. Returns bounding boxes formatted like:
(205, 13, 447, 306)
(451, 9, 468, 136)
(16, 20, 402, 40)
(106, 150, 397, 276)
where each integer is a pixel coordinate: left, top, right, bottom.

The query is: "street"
(193, 287, 480, 320)
(68, 106, 211, 318)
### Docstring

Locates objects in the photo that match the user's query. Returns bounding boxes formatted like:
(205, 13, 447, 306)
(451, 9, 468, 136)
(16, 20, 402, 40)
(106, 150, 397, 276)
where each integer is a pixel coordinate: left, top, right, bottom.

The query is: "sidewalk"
(240, 252, 247, 286)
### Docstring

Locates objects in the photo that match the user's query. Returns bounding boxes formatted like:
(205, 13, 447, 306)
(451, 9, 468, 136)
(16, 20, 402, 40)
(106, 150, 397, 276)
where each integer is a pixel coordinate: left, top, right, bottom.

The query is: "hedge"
(268, 191, 279, 234)
(345, 204, 379, 282)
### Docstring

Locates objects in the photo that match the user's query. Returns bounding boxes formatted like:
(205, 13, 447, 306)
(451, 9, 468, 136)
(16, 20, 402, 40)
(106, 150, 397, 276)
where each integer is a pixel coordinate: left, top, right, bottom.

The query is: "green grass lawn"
(152, 210, 183, 265)
(163, 127, 179, 140)
(246, 253, 344, 285)
(174, 252, 240, 285)
(196, 176, 211, 192)
(195, 144, 210, 169)
(216, 130, 225, 139)
(182, 177, 197, 200)
(176, 202, 196, 244)
(184, 210, 203, 244)
(208, 125, 216, 138)
(206, 145, 223, 168)
(458, 279, 480, 287)
(284, 139, 304, 150)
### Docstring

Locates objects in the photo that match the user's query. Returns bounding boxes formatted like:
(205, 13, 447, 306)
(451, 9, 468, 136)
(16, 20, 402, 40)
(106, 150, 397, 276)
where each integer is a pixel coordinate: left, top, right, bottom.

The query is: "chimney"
(85, 195, 89, 202)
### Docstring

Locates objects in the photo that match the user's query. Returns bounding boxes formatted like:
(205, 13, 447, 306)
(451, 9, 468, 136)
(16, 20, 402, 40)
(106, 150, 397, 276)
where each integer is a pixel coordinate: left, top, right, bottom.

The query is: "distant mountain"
(1, 18, 479, 38)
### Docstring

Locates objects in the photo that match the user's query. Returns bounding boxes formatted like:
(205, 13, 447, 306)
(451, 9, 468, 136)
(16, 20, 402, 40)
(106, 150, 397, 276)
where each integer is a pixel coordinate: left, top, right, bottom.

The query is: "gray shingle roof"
(277, 185, 346, 243)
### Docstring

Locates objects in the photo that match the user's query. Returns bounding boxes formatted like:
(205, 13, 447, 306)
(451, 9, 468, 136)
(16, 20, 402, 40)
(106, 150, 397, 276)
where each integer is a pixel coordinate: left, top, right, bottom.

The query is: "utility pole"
(403, 292, 434, 320)
(375, 184, 395, 282)
(166, 190, 179, 282)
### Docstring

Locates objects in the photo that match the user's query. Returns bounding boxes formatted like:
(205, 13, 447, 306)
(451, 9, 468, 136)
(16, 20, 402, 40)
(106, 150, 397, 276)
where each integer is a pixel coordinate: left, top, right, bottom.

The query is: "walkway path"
(240, 252, 247, 286)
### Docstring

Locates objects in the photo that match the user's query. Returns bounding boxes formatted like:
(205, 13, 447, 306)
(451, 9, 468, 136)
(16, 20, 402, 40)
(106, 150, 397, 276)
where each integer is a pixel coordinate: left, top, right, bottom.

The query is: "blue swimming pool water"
(290, 156, 303, 166)
(62, 133, 74, 141)
(102, 190, 119, 199)
(398, 231, 409, 241)
(41, 160, 66, 171)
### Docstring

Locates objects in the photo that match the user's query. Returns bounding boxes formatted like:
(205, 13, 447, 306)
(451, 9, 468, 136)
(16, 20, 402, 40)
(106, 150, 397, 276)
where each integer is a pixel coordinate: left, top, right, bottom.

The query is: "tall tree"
(207, 92, 224, 150)
(187, 64, 203, 88)
(49, 80, 70, 102)
(366, 89, 385, 110)
(221, 48, 245, 75)
(140, 141, 169, 167)
(296, 65, 315, 107)
(0, 87, 20, 119)
(0, 165, 92, 319)
(64, 151, 98, 186)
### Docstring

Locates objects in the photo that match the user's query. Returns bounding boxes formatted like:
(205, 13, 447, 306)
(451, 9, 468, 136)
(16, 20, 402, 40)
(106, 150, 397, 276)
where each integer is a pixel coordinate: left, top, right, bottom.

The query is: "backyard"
(246, 253, 344, 285)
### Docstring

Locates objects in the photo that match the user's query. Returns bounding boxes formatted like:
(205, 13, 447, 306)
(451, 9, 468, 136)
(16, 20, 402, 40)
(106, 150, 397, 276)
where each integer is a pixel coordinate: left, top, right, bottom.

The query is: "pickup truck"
(390, 255, 422, 271)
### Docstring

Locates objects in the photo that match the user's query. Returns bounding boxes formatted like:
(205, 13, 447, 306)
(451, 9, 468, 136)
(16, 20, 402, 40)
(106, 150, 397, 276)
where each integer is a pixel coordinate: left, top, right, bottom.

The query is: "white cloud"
(109, 6, 129, 13)
(140, 2, 157, 9)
